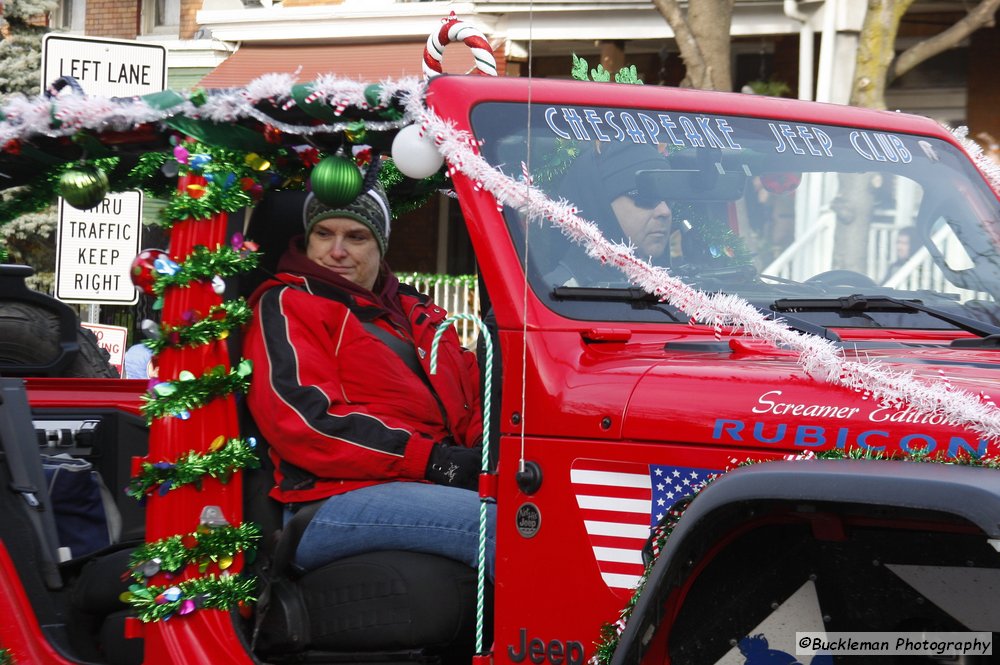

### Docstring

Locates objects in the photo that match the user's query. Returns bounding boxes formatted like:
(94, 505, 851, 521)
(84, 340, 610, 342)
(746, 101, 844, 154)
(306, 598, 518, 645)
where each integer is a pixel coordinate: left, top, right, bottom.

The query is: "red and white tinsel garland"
(398, 82, 1000, 444)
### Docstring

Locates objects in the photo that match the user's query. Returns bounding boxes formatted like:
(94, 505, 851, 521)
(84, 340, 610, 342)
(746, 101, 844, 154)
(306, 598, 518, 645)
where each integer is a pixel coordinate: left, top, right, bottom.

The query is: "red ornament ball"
(130, 248, 169, 296)
(759, 172, 802, 194)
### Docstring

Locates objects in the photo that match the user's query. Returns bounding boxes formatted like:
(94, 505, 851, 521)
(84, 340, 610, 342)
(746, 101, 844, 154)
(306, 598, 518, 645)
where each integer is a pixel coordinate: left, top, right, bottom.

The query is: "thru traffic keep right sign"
(55, 192, 142, 305)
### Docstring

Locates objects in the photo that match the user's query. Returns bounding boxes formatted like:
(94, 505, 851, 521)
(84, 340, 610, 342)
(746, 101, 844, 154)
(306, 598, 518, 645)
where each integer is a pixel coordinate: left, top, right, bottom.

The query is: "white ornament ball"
(391, 124, 445, 179)
(140, 318, 162, 340)
(212, 275, 226, 295)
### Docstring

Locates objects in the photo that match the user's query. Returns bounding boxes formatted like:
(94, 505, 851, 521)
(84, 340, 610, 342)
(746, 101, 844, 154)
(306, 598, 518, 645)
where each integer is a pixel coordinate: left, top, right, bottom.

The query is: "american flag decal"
(570, 458, 719, 595)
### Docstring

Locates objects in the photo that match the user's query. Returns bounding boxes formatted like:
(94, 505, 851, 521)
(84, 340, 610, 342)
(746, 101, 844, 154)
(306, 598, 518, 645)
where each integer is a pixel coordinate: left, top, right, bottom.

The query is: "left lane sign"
(41, 34, 166, 98)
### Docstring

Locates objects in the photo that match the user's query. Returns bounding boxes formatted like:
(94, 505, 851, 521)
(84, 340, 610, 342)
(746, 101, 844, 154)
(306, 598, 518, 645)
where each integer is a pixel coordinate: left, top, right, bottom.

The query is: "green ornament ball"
(58, 164, 109, 210)
(310, 155, 363, 208)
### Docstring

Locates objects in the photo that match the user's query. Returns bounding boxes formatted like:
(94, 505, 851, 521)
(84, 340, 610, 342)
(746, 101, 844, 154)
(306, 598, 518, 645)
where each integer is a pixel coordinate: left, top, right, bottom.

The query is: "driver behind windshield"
(546, 141, 673, 287)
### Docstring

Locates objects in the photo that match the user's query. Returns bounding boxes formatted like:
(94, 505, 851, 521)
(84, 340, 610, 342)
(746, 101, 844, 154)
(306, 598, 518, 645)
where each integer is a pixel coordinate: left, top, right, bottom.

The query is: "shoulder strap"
(361, 321, 427, 383)
(360, 321, 452, 434)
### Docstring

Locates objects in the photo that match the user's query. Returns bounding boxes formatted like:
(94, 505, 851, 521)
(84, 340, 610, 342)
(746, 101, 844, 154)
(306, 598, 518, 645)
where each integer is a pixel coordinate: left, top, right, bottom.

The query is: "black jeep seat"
(68, 546, 143, 665)
(256, 550, 485, 657)
(242, 403, 492, 663)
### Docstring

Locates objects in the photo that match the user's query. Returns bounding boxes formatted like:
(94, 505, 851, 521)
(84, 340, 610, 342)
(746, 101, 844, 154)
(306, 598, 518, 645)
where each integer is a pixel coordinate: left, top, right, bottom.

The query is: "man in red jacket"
(243, 167, 493, 580)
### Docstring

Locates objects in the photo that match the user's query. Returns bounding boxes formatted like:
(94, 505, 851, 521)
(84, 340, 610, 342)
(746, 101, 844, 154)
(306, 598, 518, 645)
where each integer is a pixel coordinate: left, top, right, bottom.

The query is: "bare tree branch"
(651, 0, 734, 90)
(891, 0, 1000, 82)
(651, 0, 707, 87)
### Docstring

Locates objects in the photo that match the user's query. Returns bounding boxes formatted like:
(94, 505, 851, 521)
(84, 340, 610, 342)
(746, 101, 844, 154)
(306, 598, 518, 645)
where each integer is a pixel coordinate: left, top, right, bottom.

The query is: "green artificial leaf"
(141, 90, 188, 112)
(615, 65, 643, 85)
(571, 54, 590, 82)
(590, 64, 611, 83)
(162, 116, 270, 154)
(291, 83, 340, 123)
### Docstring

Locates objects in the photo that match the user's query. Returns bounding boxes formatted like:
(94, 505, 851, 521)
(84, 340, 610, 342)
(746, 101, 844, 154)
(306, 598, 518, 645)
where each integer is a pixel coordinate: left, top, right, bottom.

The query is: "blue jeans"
(294, 482, 496, 582)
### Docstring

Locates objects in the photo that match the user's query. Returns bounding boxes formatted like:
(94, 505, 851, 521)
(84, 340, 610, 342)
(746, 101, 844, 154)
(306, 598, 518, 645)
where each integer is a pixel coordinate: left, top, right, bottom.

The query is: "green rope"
(429, 314, 492, 655)
(397, 272, 477, 289)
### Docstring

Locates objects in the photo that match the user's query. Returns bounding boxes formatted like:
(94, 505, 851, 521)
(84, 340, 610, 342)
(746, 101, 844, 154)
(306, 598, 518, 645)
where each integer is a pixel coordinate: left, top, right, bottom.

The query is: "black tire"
(0, 301, 118, 378)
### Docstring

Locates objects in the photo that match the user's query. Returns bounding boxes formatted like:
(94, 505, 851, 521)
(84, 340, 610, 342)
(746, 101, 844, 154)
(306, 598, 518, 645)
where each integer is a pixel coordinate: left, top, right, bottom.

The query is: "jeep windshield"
(470, 101, 1000, 333)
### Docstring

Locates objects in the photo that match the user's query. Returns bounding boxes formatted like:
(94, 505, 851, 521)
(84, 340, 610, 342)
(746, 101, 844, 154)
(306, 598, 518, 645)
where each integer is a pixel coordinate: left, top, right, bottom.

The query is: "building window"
(142, 0, 181, 35)
(52, 0, 86, 32)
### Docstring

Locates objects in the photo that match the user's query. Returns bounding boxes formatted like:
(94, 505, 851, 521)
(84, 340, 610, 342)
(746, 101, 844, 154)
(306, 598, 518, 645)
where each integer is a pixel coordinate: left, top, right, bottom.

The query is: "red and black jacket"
(244, 266, 483, 504)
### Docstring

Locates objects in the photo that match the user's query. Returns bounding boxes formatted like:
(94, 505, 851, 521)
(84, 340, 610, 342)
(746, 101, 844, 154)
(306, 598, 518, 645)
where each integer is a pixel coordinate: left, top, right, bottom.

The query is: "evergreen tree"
(1, 0, 58, 97)
(1, 0, 59, 277)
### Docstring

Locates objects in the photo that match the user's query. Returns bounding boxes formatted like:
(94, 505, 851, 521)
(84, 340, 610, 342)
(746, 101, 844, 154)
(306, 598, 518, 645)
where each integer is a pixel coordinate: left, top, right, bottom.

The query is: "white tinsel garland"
(952, 125, 1000, 196)
(0, 76, 425, 145)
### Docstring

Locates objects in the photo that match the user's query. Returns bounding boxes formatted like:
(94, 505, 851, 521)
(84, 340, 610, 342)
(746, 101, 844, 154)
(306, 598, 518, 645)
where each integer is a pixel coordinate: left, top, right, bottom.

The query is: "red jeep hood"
(610, 340, 1000, 455)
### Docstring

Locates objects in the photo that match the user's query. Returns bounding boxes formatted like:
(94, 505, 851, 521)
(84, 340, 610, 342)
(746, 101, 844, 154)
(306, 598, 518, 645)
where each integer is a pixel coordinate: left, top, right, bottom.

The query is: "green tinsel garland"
(129, 151, 171, 184)
(670, 200, 753, 265)
(161, 186, 254, 225)
(533, 138, 581, 186)
(150, 245, 261, 297)
(816, 444, 1000, 467)
(157, 141, 319, 225)
(145, 300, 253, 354)
(126, 436, 260, 500)
(0, 647, 13, 665)
(378, 158, 449, 218)
(590, 447, 1000, 665)
(140, 360, 252, 424)
(129, 522, 262, 582)
(0, 156, 119, 226)
(126, 573, 257, 623)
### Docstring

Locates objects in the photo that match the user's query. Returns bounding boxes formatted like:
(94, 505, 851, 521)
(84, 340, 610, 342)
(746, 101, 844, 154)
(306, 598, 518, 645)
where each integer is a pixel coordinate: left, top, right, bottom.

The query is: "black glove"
(425, 442, 482, 490)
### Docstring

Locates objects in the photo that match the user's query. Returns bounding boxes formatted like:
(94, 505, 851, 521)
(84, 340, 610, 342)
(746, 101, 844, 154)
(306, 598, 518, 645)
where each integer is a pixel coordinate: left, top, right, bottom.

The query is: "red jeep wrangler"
(2, 58, 1000, 665)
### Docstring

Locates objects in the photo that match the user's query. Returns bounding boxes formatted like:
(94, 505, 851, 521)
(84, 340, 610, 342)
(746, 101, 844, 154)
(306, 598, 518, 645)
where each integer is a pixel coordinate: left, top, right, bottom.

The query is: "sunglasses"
(623, 188, 669, 209)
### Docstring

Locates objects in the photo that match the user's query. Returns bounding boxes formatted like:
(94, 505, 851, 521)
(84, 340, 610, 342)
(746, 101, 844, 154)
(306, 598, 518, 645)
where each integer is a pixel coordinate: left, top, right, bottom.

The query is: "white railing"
(398, 273, 481, 348)
(763, 210, 835, 281)
(882, 226, 992, 302)
(766, 219, 992, 303)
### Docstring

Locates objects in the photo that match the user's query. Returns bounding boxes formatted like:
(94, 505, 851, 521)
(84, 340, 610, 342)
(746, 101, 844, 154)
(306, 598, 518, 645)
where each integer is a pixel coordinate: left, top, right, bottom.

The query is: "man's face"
(610, 192, 673, 259)
(306, 217, 381, 290)
(896, 233, 912, 260)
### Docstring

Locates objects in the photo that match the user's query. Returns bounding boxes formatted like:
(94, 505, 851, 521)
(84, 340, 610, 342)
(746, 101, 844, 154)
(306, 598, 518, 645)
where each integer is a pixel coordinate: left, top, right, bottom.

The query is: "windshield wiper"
(772, 294, 1000, 339)
(552, 286, 661, 302)
(550, 286, 682, 322)
(757, 307, 842, 344)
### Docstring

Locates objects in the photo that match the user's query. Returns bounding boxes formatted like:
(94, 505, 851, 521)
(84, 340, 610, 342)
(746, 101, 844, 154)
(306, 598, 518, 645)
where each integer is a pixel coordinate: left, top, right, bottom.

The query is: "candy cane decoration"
(423, 12, 498, 78)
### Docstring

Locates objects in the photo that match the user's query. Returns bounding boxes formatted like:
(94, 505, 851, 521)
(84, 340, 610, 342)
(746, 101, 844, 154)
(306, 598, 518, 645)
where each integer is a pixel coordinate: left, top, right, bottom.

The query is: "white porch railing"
(882, 226, 992, 302)
(763, 211, 835, 282)
(765, 220, 992, 303)
(398, 273, 481, 347)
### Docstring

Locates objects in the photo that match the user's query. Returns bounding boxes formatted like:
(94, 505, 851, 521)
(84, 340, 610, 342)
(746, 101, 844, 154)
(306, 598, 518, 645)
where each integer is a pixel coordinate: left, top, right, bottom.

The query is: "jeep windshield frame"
(468, 98, 1000, 334)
